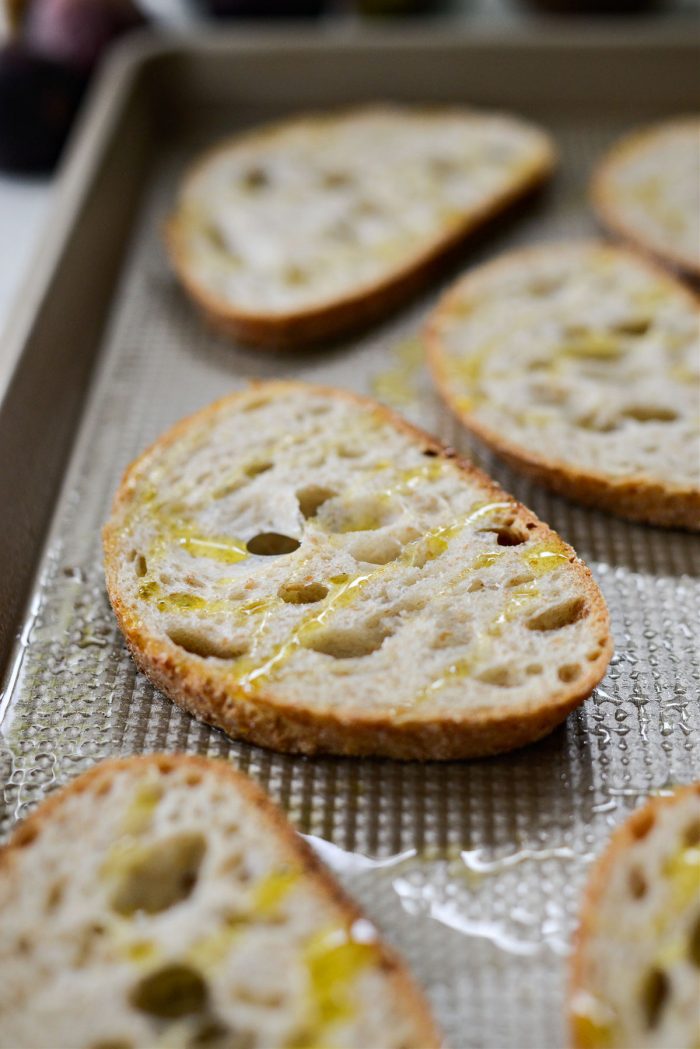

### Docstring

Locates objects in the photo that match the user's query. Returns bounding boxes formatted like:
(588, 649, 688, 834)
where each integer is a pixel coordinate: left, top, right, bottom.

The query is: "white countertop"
(0, 175, 52, 347)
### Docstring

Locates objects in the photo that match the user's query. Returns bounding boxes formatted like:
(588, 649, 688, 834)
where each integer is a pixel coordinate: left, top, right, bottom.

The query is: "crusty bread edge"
(568, 781, 700, 1049)
(102, 380, 612, 761)
(0, 753, 442, 1047)
(591, 118, 700, 282)
(165, 106, 557, 350)
(425, 240, 700, 531)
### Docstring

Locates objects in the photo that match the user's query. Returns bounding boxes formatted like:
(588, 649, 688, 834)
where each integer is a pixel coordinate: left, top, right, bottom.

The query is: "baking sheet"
(0, 33, 698, 1049)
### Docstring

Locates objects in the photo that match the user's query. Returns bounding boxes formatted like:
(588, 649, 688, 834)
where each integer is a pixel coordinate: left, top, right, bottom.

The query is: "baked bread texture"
(0, 754, 440, 1049)
(592, 118, 700, 279)
(426, 241, 700, 530)
(570, 783, 700, 1049)
(103, 381, 611, 761)
(166, 106, 556, 348)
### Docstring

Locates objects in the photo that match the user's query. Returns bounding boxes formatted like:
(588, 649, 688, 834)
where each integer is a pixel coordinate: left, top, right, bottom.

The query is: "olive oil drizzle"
(135, 458, 570, 702)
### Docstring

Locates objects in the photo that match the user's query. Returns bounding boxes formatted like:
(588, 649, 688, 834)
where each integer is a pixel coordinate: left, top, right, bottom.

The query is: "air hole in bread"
(212, 480, 243, 501)
(614, 317, 652, 336)
(494, 527, 527, 547)
(168, 628, 248, 662)
(338, 444, 362, 459)
(629, 866, 647, 899)
(247, 533, 301, 556)
(467, 579, 485, 593)
(244, 461, 273, 478)
(241, 167, 269, 191)
(575, 415, 619, 433)
(689, 914, 700, 968)
(278, 581, 329, 605)
(203, 225, 228, 254)
(322, 170, 352, 189)
(527, 597, 586, 632)
(506, 573, 536, 588)
(477, 664, 523, 688)
(326, 494, 398, 533)
(684, 820, 700, 847)
(641, 967, 670, 1030)
(422, 448, 439, 457)
(189, 1019, 233, 1047)
(302, 623, 389, 659)
(528, 276, 562, 296)
(297, 485, 336, 519)
(111, 832, 206, 917)
(241, 396, 269, 413)
(586, 647, 604, 662)
(45, 880, 65, 912)
(622, 406, 678, 423)
(558, 663, 582, 683)
(135, 555, 147, 579)
(284, 265, 307, 286)
(526, 663, 542, 675)
(130, 963, 208, 1019)
(350, 534, 402, 565)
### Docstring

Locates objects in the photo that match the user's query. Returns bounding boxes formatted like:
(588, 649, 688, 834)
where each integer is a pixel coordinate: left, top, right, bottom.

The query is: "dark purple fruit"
(194, 0, 326, 17)
(0, 45, 86, 173)
(26, 0, 147, 71)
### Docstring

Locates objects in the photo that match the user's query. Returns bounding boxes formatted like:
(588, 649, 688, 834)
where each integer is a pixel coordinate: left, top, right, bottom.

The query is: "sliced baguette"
(570, 784, 700, 1049)
(592, 118, 700, 280)
(166, 105, 556, 349)
(426, 241, 700, 530)
(0, 754, 440, 1049)
(103, 381, 611, 760)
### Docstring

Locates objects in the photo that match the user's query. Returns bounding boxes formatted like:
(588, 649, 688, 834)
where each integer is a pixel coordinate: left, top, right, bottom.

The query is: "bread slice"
(592, 118, 700, 280)
(103, 380, 611, 760)
(570, 783, 700, 1049)
(165, 106, 556, 349)
(0, 753, 440, 1049)
(426, 241, 700, 530)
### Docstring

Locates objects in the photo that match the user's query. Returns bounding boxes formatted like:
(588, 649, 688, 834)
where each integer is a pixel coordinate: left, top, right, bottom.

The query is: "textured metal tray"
(1, 30, 699, 1049)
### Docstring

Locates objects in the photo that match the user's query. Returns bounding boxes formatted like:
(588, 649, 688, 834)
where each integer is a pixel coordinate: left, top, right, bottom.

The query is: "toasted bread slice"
(426, 241, 700, 530)
(166, 106, 556, 348)
(570, 784, 700, 1049)
(0, 754, 440, 1049)
(592, 118, 700, 280)
(103, 381, 611, 760)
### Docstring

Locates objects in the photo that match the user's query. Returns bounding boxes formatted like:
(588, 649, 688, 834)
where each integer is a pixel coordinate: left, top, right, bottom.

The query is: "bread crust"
(0, 753, 440, 1047)
(591, 118, 700, 282)
(569, 782, 700, 1049)
(425, 240, 700, 531)
(165, 106, 556, 350)
(103, 380, 612, 761)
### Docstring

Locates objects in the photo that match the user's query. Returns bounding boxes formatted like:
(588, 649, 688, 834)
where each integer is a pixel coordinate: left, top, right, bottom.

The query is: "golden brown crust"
(591, 118, 700, 282)
(165, 107, 556, 350)
(0, 753, 441, 1047)
(569, 782, 700, 1049)
(103, 380, 612, 761)
(425, 240, 700, 531)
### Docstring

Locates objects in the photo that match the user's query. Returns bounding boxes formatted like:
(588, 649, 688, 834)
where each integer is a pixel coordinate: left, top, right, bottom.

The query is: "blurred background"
(0, 0, 698, 340)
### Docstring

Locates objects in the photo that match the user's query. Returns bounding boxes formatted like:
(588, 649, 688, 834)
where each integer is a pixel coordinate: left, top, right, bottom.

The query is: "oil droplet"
(177, 532, 248, 565)
(304, 926, 377, 1031)
(252, 867, 299, 916)
(522, 541, 570, 576)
